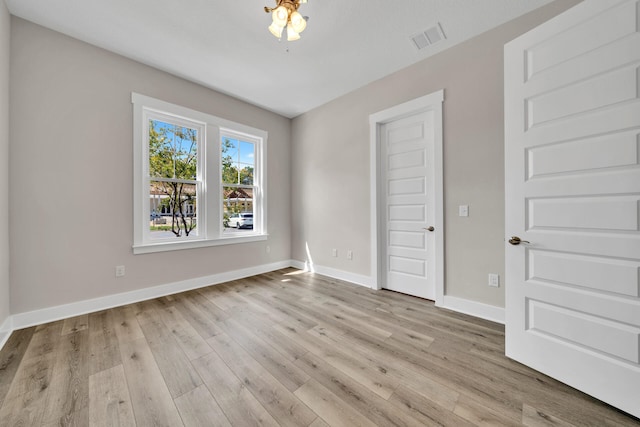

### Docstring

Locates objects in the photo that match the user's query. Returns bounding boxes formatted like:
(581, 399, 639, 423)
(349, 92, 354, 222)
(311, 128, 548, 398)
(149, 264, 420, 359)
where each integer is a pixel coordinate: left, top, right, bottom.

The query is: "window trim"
(132, 93, 268, 254)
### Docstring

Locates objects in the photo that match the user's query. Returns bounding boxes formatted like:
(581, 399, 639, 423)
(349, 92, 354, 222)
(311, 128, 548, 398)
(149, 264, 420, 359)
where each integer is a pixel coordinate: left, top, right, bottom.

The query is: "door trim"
(369, 90, 444, 304)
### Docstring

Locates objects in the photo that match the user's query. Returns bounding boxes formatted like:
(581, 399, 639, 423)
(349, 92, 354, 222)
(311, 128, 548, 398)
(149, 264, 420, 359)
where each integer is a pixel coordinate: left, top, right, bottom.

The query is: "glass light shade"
(272, 6, 288, 26)
(287, 23, 300, 41)
(269, 21, 284, 38)
(290, 11, 306, 33)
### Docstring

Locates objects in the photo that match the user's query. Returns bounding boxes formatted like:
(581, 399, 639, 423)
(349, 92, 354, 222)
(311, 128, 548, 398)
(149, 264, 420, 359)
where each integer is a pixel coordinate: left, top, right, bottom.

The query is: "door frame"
(369, 90, 444, 304)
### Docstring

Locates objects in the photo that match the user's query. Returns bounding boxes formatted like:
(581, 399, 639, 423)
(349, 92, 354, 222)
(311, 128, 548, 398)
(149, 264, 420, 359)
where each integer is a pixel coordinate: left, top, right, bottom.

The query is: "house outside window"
(132, 93, 267, 254)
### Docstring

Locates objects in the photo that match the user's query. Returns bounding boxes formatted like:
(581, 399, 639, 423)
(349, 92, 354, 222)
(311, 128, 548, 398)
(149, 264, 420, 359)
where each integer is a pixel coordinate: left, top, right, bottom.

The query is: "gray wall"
(9, 18, 291, 314)
(291, 0, 581, 308)
(0, 0, 10, 326)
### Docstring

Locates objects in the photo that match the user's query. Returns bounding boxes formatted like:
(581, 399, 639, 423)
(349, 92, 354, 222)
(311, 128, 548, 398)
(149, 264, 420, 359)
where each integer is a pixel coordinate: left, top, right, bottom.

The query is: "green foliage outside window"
(149, 120, 198, 237)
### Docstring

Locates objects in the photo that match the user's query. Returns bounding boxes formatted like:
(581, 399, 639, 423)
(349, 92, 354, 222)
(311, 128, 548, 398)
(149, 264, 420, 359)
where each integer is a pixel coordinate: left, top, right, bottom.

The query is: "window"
(148, 116, 202, 241)
(222, 133, 257, 234)
(132, 93, 267, 254)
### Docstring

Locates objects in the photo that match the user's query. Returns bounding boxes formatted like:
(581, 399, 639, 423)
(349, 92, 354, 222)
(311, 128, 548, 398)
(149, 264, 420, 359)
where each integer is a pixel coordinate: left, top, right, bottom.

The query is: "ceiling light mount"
(264, 0, 308, 42)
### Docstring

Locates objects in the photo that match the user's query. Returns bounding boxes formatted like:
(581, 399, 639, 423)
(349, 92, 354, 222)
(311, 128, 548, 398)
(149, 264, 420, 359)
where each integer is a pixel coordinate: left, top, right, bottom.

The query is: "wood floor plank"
(174, 384, 231, 427)
(294, 351, 425, 427)
(181, 290, 228, 323)
(269, 292, 392, 343)
(0, 323, 63, 426)
(231, 308, 309, 361)
(41, 329, 89, 426)
(315, 297, 436, 350)
(111, 306, 145, 344)
(0, 351, 56, 427)
(173, 294, 225, 340)
(337, 319, 525, 420)
(304, 325, 400, 399)
(389, 385, 475, 427)
(524, 388, 640, 427)
(219, 314, 310, 392)
(197, 284, 250, 311)
(132, 300, 162, 326)
(243, 292, 319, 330)
(118, 337, 184, 427)
(305, 322, 460, 411)
(157, 305, 212, 361)
(207, 333, 317, 427)
(138, 315, 202, 398)
(88, 364, 136, 427)
(22, 321, 63, 361)
(309, 418, 331, 427)
(521, 403, 575, 427)
(306, 299, 394, 340)
(454, 393, 522, 427)
(381, 303, 505, 350)
(191, 350, 280, 427)
(0, 327, 36, 408)
(88, 309, 122, 376)
(61, 314, 89, 336)
(294, 379, 376, 427)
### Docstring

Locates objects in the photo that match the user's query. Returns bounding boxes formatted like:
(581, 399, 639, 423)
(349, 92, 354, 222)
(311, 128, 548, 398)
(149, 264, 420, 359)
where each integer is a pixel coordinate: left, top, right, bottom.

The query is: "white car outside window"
(227, 213, 253, 229)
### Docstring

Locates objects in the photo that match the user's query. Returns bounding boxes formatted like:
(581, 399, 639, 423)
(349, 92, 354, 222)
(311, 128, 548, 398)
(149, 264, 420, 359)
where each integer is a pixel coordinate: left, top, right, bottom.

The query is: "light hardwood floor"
(0, 268, 638, 426)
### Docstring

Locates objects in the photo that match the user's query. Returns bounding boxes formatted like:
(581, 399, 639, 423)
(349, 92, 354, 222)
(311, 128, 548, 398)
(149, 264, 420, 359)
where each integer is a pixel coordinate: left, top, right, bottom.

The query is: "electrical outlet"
(347, 250, 353, 260)
(332, 248, 338, 257)
(488, 273, 500, 287)
(115, 265, 125, 277)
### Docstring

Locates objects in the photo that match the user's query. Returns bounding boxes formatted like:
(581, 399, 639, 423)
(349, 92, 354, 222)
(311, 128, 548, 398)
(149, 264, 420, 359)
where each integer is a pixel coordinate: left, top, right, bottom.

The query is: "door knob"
(508, 236, 530, 245)
(423, 226, 435, 232)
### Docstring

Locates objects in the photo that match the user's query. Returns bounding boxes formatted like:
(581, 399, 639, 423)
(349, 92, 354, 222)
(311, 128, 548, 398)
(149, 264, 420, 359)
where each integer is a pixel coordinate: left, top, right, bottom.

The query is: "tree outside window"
(148, 120, 199, 238)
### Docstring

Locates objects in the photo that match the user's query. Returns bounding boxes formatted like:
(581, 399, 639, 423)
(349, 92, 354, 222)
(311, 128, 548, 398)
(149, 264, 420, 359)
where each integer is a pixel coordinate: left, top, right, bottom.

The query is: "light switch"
(459, 205, 469, 217)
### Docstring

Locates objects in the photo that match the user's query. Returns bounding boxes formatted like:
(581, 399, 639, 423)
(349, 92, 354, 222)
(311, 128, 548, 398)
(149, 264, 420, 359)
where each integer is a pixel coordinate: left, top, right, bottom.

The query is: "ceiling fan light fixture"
(290, 11, 306, 33)
(264, 0, 309, 41)
(269, 21, 284, 38)
(272, 6, 289, 27)
(286, 23, 300, 41)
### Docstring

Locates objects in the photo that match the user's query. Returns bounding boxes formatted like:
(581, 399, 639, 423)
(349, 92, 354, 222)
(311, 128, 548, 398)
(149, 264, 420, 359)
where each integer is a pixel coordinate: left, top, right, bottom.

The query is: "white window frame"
(132, 93, 267, 254)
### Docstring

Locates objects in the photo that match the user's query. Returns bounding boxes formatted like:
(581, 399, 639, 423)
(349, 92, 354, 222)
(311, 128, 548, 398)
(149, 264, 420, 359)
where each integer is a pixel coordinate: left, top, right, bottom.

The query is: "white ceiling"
(6, 0, 554, 118)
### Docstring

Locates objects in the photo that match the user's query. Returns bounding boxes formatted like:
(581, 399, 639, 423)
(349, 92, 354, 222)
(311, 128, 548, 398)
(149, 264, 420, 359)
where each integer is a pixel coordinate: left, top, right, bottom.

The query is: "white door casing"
(370, 91, 444, 302)
(505, 0, 640, 418)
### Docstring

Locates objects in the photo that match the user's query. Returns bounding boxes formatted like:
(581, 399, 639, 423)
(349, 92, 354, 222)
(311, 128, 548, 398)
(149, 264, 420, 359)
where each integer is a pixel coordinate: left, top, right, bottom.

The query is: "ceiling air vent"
(411, 23, 446, 50)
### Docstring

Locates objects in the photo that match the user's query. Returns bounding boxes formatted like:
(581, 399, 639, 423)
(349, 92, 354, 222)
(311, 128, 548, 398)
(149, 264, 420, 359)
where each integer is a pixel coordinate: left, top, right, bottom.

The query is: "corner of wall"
(0, 0, 12, 338)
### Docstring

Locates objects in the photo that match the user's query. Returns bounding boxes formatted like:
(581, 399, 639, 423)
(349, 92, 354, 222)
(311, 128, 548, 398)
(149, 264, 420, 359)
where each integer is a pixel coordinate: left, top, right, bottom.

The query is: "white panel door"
(505, 0, 640, 418)
(381, 112, 436, 299)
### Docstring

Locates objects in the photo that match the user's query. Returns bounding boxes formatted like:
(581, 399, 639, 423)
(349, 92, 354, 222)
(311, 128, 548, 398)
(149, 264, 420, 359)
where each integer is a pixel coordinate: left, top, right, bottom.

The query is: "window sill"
(133, 234, 268, 254)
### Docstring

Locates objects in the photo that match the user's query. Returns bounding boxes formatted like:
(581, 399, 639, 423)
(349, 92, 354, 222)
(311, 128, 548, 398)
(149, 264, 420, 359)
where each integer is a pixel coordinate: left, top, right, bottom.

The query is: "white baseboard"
(0, 315, 12, 350)
(9, 260, 292, 332)
(290, 259, 373, 288)
(0, 331, 9, 351)
(438, 295, 505, 324)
